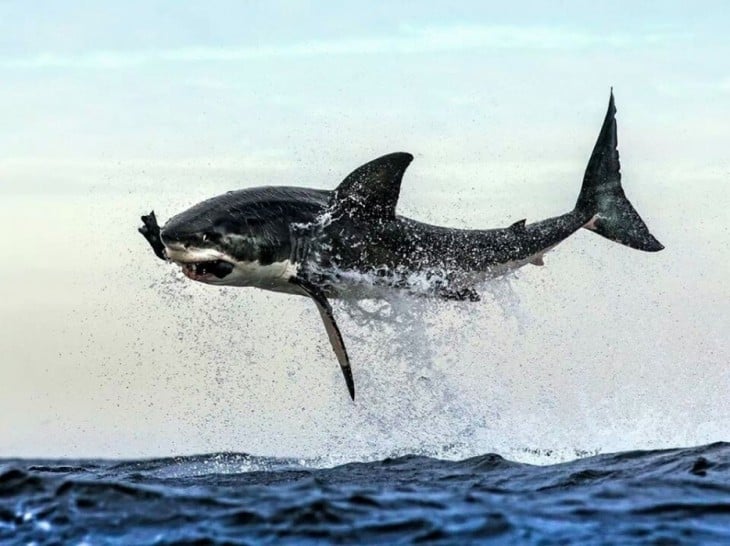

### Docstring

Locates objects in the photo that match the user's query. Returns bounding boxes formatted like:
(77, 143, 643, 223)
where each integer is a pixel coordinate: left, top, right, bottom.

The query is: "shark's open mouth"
(180, 260, 234, 281)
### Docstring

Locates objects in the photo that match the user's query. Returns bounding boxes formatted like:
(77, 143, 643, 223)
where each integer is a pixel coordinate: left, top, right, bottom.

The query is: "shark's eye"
(202, 233, 208, 242)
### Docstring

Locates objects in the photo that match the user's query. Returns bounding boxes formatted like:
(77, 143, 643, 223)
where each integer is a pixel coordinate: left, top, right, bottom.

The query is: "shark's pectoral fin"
(328, 152, 414, 221)
(289, 276, 355, 401)
(138, 211, 167, 260)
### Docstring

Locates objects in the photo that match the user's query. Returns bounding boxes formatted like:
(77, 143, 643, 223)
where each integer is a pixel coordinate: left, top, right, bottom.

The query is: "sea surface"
(1, 443, 729, 545)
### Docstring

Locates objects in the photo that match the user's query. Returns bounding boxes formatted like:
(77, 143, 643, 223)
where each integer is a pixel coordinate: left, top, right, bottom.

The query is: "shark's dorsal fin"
(329, 152, 414, 221)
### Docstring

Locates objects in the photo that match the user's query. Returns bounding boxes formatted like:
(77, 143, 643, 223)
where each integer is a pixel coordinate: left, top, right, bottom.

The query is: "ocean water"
(2, 442, 729, 545)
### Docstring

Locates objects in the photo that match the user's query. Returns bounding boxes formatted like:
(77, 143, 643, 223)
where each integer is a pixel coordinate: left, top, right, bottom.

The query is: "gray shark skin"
(139, 92, 663, 400)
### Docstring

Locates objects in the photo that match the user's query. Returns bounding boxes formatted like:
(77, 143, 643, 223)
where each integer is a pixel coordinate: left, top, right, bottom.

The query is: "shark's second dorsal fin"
(329, 152, 414, 221)
(510, 219, 527, 232)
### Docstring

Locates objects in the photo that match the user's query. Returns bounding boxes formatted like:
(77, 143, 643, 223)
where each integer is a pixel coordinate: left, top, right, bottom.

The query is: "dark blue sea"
(2, 443, 729, 545)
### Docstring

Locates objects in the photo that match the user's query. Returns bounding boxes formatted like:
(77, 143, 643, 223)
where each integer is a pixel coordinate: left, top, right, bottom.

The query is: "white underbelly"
(164, 242, 301, 293)
(220, 259, 299, 292)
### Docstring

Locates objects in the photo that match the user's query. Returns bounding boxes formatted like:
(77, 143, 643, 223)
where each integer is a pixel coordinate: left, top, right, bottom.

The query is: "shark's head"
(159, 196, 247, 285)
(156, 188, 317, 288)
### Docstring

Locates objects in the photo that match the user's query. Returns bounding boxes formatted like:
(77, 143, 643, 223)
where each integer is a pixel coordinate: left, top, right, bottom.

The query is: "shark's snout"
(157, 221, 235, 285)
(159, 225, 202, 248)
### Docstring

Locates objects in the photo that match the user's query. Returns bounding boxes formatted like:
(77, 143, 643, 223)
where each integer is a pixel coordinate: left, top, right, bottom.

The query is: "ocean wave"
(1, 442, 729, 544)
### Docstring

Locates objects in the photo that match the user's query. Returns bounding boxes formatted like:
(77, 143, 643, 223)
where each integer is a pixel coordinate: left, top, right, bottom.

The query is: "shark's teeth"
(179, 260, 235, 280)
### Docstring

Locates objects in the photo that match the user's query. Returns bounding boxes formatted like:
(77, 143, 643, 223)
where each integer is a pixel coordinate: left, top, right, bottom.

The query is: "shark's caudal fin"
(575, 91, 664, 252)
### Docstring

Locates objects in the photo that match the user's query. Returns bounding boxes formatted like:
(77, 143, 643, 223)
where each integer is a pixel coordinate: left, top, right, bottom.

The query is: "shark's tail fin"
(575, 91, 663, 252)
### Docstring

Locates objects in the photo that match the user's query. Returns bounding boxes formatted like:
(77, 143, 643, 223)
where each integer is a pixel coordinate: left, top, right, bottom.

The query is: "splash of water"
(308, 275, 528, 464)
(128, 242, 724, 467)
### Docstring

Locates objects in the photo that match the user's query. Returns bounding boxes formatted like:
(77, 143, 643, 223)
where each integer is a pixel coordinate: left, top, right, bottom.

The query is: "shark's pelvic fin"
(329, 152, 414, 221)
(289, 276, 355, 401)
(438, 286, 481, 302)
(576, 90, 664, 252)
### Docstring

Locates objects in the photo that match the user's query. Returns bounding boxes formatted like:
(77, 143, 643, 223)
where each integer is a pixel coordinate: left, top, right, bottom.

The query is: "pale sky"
(1, 2, 728, 462)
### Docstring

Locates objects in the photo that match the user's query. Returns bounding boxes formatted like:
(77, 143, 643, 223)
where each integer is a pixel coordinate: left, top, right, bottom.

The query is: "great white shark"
(139, 92, 663, 400)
